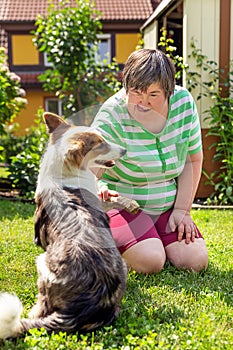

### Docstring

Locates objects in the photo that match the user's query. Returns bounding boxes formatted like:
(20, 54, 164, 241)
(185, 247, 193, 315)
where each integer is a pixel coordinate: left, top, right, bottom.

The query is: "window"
(95, 34, 111, 64)
(44, 53, 53, 67)
(44, 35, 111, 66)
(45, 98, 63, 115)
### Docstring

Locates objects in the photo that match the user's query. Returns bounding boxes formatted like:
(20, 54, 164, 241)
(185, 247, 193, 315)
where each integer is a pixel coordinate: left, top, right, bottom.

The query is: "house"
(0, 0, 155, 133)
(1, 0, 230, 198)
(142, 0, 233, 198)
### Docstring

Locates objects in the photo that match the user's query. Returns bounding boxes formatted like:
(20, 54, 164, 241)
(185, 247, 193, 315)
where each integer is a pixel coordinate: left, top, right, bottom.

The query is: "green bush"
(0, 123, 25, 164)
(204, 94, 233, 204)
(0, 47, 27, 135)
(7, 115, 48, 199)
(158, 28, 188, 83)
(187, 41, 233, 204)
(33, 0, 121, 116)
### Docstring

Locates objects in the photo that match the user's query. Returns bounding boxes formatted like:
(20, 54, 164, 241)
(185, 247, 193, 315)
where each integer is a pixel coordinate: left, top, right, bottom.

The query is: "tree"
(0, 47, 27, 135)
(33, 0, 120, 122)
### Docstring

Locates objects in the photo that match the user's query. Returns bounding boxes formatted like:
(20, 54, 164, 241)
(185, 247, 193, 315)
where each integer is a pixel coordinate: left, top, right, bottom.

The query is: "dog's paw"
(102, 196, 140, 214)
(28, 304, 42, 319)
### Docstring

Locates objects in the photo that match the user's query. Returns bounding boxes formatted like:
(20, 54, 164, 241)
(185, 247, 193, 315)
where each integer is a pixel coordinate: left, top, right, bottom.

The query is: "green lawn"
(0, 200, 232, 349)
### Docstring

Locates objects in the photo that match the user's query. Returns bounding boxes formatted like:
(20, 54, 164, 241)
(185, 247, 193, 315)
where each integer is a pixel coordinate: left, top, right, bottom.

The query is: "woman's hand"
(169, 208, 199, 244)
(98, 185, 119, 201)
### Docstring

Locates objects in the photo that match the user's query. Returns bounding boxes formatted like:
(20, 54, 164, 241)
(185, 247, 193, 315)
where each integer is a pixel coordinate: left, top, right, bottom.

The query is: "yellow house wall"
(12, 35, 39, 65)
(13, 32, 142, 134)
(115, 33, 141, 63)
(14, 90, 52, 135)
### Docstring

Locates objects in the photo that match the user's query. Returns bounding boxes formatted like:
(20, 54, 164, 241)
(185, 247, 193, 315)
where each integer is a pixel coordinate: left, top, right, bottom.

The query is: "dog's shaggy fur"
(0, 112, 129, 339)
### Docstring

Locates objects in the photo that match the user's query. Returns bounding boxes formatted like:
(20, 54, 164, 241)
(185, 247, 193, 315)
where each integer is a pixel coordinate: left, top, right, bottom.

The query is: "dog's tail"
(0, 292, 115, 339)
(0, 293, 24, 339)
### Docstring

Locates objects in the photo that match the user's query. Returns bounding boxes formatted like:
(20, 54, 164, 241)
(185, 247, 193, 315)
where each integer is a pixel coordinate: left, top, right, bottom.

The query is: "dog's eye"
(94, 142, 108, 151)
(98, 142, 106, 149)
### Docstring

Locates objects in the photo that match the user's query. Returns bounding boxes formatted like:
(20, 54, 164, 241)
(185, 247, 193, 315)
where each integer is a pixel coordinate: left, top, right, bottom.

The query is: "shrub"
(187, 41, 233, 204)
(0, 123, 25, 164)
(0, 47, 27, 135)
(33, 0, 121, 117)
(8, 113, 48, 199)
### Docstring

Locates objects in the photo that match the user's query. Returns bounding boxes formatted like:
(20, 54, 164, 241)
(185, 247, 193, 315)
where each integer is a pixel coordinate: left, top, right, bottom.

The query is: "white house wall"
(143, 0, 221, 128)
(183, 0, 220, 128)
(143, 21, 158, 49)
(231, 0, 233, 60)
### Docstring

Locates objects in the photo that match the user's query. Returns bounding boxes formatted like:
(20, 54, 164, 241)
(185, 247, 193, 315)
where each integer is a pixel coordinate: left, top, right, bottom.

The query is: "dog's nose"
(121, 148, 127, 156)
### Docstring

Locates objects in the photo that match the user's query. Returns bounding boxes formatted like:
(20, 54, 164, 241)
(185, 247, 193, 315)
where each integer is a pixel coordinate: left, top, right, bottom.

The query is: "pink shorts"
(108, 208, 203, 254)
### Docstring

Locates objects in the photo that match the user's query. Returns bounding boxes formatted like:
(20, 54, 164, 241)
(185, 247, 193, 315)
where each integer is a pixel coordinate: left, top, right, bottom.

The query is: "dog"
(0, 112, 138, 339)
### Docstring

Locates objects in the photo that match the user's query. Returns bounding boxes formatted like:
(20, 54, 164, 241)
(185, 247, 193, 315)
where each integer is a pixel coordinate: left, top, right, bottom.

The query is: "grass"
(0, 199, 232, 349)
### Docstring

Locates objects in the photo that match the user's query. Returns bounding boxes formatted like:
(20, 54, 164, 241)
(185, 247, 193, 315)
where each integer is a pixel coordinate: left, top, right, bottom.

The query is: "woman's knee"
(165, 239, 208, 272)
(122, 238, 166, 274)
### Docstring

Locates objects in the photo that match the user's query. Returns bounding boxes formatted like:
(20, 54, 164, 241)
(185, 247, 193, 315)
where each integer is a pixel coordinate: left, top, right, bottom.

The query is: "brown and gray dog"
(0, 112, 139, 339)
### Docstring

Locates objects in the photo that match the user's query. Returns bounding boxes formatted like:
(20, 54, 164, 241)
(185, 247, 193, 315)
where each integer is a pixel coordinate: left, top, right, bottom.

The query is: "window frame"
(45, 98, 63, 115)
(95, 34, 112, 64)
(44, 52, 53, 67)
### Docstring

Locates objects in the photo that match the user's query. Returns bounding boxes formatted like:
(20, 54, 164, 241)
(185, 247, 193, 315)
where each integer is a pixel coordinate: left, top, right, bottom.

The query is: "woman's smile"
(136, 105, 151, 113)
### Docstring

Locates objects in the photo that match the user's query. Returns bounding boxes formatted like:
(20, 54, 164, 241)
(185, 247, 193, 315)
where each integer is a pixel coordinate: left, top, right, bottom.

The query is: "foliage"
(32, 0, 121, 118)
(0, 47, 27, 135)
(187, 40, 233, 205)
(0, 167, 9, 178)
(2, 0, 122, 198)
(0, 201, 233, 349)
(0, 123, 25, 164)
(7, 110, 48, 199)
(158, 28, 188, 83)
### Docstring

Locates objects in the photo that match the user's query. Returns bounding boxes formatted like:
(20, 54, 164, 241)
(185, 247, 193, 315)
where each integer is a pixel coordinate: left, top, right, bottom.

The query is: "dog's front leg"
(29, 253, 51, 319)
(102, 196, 140, 214)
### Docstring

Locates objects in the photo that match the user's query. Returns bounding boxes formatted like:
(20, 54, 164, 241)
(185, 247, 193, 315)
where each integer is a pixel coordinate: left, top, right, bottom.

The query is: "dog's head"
(43, 112, 126, 170)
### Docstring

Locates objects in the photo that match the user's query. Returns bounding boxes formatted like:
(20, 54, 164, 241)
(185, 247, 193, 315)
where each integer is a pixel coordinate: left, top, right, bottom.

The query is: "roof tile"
(18, 72, 41, 86)
(0, 0, 154, 22)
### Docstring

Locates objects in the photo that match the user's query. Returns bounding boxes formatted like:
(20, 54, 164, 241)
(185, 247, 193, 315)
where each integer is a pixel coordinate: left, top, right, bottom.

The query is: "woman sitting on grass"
(92, 49, 208, 274)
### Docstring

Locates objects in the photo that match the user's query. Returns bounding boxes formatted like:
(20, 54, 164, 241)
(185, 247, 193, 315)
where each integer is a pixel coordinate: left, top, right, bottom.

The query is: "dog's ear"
(66, 137, 97, 170)
(43, 112, 70, 133)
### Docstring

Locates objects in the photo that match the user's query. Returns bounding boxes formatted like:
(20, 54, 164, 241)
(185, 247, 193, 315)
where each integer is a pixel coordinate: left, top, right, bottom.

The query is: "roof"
(19, 72, 42, 87)
(0, 0, 154, 22)
(0, 0, 157, 86)
(141, 0, 178, 29)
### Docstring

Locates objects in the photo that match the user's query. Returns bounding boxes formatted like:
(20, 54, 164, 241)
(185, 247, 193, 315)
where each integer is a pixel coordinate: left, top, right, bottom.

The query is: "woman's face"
(126, 83, 168, 121)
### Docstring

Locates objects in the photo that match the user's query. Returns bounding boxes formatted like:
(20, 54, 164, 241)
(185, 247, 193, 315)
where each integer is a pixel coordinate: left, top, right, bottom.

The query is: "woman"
(91, 49, 208, 274)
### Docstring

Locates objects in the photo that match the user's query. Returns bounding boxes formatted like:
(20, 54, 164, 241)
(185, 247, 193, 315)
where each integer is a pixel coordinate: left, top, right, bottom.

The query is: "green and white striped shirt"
(92, 86, 202, 214)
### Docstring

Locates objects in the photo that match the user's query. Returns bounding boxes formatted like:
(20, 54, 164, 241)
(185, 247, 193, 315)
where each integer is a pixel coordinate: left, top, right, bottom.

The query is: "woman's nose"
(138, 94, 150, 106)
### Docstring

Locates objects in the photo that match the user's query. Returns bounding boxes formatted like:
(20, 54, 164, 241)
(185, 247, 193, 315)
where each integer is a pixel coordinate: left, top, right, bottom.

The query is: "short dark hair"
(122, 49, 176, 98)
